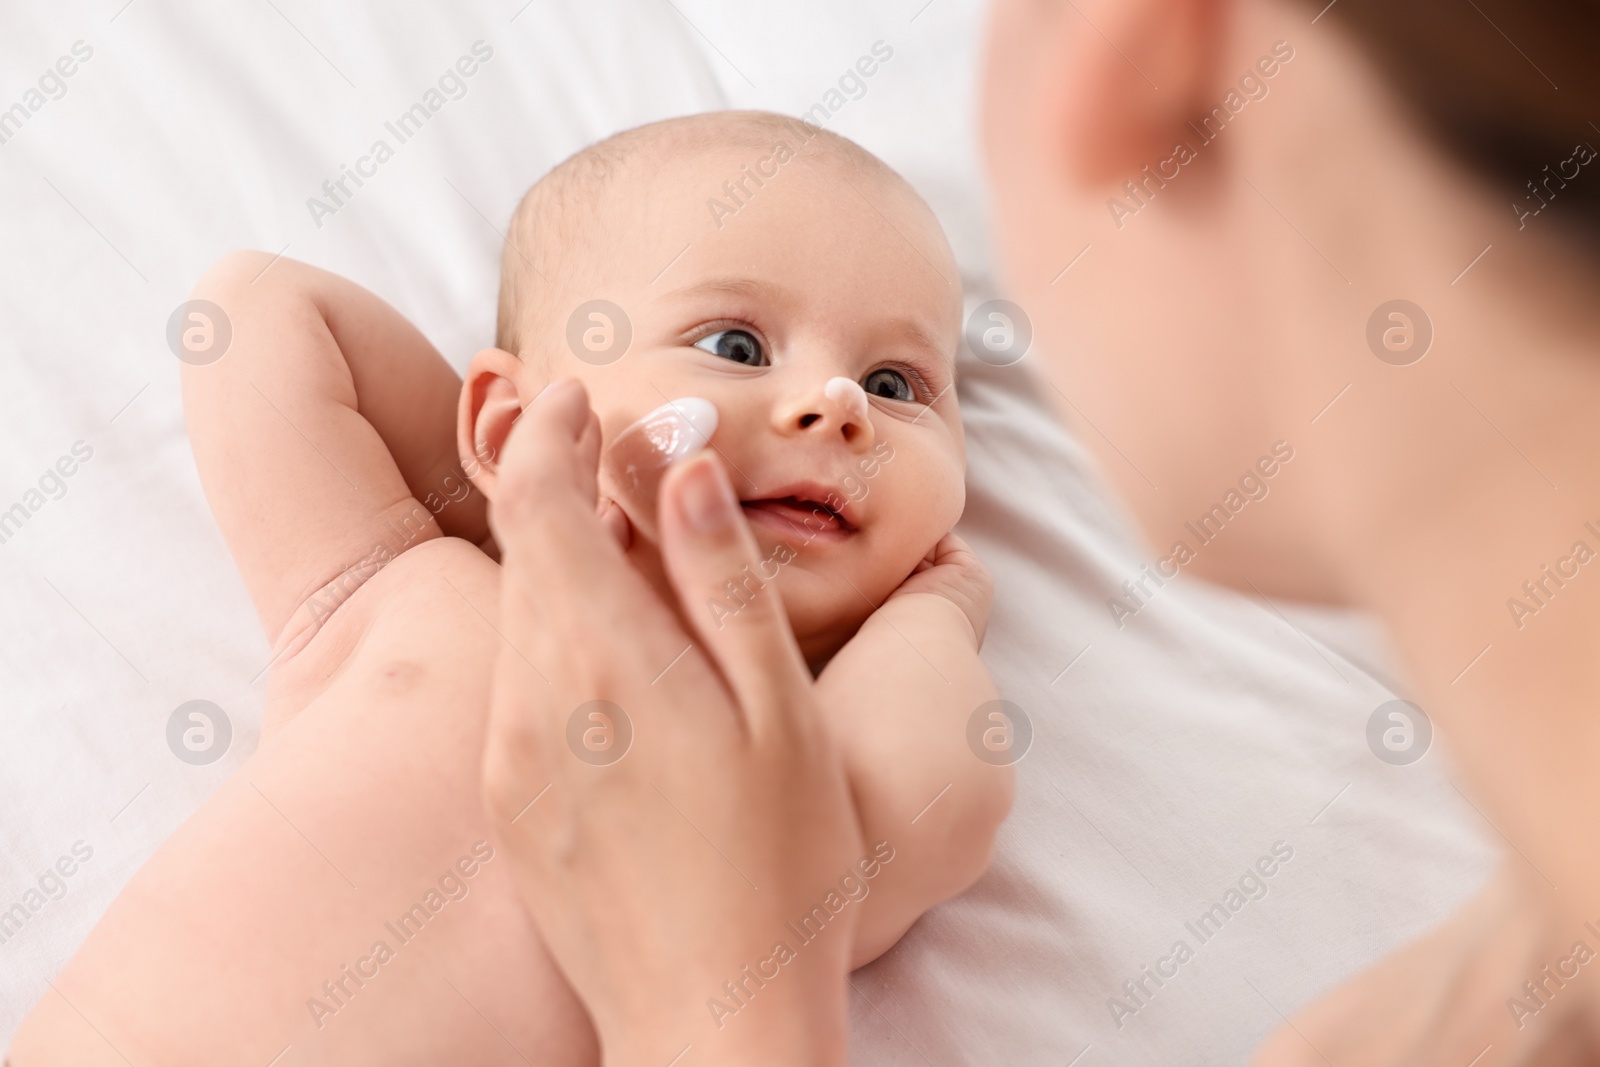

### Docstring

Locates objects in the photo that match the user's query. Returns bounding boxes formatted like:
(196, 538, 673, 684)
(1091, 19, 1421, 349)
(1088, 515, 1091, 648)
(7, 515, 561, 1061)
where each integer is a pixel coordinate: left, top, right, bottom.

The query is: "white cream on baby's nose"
(823, 376, 868, 422)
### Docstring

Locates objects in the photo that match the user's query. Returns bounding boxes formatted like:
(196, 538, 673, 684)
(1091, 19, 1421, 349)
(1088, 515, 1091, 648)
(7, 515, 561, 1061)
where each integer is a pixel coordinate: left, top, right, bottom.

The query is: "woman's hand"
(480, 380, 864, 1067)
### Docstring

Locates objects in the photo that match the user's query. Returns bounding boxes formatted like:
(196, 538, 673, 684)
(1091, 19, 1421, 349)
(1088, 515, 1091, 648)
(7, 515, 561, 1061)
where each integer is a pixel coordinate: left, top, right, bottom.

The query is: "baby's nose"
(779, 376, 874, 449)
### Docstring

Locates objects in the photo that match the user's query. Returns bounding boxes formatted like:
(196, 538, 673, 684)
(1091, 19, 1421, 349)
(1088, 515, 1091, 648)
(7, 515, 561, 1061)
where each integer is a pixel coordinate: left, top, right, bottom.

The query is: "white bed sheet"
(0, 1, 1493, 1062)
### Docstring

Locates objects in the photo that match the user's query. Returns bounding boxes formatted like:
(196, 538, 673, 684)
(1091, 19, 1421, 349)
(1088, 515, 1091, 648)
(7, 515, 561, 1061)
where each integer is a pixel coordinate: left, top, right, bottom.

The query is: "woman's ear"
(1011, 0, 1229, 187)
(458, 347, 539, 499)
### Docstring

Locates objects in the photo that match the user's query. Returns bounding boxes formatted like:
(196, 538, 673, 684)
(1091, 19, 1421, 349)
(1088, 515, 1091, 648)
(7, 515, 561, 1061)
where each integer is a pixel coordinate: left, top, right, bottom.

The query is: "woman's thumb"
(657, 453, 811, 725)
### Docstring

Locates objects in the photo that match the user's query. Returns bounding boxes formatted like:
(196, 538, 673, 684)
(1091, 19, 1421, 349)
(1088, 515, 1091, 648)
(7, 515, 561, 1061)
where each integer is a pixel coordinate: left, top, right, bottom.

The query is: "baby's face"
(521, 142, 966, 661)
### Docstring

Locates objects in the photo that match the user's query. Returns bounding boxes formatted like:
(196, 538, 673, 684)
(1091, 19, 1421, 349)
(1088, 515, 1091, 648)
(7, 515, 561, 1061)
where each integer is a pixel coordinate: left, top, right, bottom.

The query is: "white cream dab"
(824, 376, 868, 421)
(599, 397, 719, 543)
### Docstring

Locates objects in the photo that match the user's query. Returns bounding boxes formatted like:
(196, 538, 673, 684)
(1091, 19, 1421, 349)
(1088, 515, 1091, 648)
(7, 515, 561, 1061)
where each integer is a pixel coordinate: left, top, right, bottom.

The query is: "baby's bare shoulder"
(264, 537, 501, 727)
(363, 537, 501, 633)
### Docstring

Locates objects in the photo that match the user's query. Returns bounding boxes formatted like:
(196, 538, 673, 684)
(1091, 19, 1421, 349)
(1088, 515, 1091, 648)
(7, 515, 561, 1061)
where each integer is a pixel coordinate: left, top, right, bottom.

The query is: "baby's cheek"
(876, 448, 965, 554)
(846, 532, 925, 606)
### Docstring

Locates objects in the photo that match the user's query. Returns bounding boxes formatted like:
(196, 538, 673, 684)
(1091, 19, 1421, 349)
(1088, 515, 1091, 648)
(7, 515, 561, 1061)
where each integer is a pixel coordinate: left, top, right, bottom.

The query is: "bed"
(0, 1, 1493, 1061)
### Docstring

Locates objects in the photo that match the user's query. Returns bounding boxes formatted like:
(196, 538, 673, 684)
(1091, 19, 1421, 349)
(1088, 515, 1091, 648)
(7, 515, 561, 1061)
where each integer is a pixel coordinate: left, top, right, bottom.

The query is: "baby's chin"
(770, 567, 885, 673)
(615, 509, 895, 669)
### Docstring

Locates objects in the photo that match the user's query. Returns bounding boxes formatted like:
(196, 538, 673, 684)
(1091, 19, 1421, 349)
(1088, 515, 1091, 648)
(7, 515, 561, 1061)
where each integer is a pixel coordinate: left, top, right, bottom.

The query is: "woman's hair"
(1315, 0, 1599, 235)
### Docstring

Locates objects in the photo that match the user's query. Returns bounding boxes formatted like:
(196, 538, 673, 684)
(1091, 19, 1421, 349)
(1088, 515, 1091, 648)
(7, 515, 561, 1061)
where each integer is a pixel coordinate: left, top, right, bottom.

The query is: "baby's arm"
(813, 534, 1014, 967)
(182, 251, 486, 654)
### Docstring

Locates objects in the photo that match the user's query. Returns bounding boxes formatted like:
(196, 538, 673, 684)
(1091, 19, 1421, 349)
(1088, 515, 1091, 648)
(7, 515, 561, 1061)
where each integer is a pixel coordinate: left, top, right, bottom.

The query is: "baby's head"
(460, 110, 965, 663)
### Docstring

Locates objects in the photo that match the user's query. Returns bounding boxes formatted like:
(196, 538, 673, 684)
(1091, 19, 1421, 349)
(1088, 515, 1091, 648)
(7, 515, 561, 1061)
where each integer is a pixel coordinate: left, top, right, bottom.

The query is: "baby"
(12, 111, 1011, 1065)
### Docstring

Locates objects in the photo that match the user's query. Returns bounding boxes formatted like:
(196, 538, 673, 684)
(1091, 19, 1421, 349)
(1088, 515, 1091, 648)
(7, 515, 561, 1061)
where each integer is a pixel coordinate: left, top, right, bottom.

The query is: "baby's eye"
(693, 329, 767, 367)
(862, 368, 915, 402)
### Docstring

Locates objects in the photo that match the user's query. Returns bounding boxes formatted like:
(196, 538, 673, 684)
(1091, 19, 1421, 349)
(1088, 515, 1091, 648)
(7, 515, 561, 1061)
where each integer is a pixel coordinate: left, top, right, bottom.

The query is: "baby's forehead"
(502, 113, 961, 355)
(532, 114, 943, 254)
(593, 122, 933, 236)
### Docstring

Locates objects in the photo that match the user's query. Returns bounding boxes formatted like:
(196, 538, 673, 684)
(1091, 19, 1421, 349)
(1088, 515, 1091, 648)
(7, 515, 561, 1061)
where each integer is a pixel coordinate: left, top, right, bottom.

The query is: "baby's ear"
(458, 347, 538, 498)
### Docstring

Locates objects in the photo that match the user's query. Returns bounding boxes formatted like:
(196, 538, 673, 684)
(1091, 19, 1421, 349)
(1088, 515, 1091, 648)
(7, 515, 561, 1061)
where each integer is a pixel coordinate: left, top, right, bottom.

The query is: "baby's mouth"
(741, 494, 856, 542)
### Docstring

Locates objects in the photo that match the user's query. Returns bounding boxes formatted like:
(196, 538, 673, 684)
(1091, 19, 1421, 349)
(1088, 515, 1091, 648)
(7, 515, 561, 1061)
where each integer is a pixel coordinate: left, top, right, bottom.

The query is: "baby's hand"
(885, 532, 993, 647)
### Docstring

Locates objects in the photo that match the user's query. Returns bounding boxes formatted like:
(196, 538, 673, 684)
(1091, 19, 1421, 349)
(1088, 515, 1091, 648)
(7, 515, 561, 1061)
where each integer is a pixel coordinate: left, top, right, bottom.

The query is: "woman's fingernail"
(681, 457, 737, 533)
